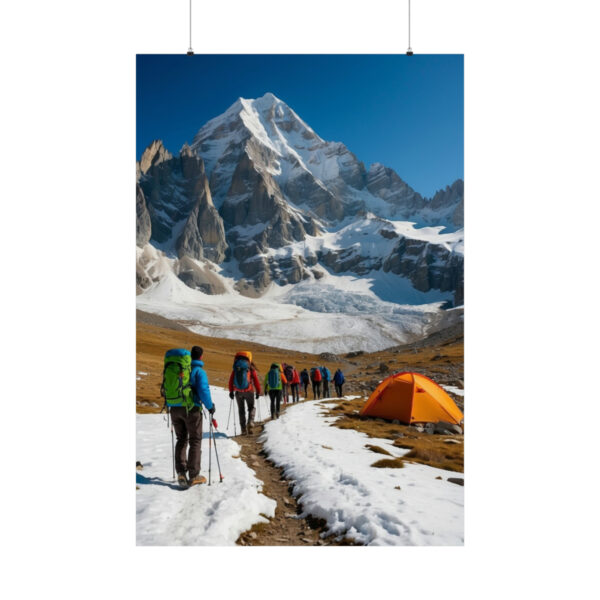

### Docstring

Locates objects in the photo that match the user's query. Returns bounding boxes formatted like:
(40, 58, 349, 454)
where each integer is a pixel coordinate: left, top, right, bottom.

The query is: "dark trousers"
(302, 381, 309, 397)
(311, 381, 321, 399)
(235, 391, 255, 429)
(335, 383, 343, 397)
(269, 389, 282, 417)
(290, 383, 300, 402)
(171, 406, 203, 479)
(322, 381, 330, 398)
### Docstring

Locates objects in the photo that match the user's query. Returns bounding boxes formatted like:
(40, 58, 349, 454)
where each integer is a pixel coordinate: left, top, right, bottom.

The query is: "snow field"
(136, 386, 279, 545)
(261, 399, 464, 545)
(136, 244, 460, 353)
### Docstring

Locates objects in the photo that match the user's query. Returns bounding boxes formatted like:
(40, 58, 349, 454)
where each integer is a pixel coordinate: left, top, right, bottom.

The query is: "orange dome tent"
(359, 372, 463, 425)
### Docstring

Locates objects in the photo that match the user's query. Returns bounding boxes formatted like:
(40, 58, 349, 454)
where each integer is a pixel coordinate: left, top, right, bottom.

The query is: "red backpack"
(311, 367, 322, 382)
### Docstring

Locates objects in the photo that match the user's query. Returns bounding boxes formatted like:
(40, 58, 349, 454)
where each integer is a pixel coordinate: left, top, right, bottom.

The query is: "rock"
(448, 477, 464, 486)
(301, 538, 312, 544)
(136, 461, 143, 470)
(284, 512, 297, 519)
(392, 420, 400, 425)
(443, 439, 461, 444)
(435, 476, 442, 480)
(424, 422, 435, 435)
(434, 421, 463, 435)
(319, 352, 338, 361)
(275, 537, 288, 543)
(249, 532, 258, 539)
(345, 351, 364, 358)
(282, 498, 291, 506)
(378, 362, 390, 373)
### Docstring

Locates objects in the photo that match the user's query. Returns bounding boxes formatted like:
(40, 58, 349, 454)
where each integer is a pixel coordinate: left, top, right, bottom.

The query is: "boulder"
(434, 421, 463, 435)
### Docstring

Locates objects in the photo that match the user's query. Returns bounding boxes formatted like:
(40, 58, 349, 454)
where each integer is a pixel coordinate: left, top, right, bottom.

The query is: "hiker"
(169, 346, 215, 488)
(283, 363, 295, 403)
(310, 366, 322, 399)
(320, 366, 332, 398)
(264, 363, 287, 419)
(333, 368, 345, 397)
(300, 368, 310, 397)
(228, 351, 261, 435)
(290, 366, 300, 402)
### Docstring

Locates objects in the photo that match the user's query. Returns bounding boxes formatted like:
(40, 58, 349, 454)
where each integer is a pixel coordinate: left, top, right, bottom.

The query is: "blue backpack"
(268, 367, 281, 390)
(321, 367, 331, 381)
(233, 357, 251, 390)
(334, 370, 345, 384)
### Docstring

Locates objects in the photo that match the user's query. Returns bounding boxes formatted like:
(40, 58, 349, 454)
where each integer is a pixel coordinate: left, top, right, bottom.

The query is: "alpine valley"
(136, 93, 464, 353)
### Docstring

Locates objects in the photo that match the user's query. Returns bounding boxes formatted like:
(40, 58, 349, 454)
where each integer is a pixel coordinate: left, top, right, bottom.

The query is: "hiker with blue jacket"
(171, 346, 215, 488)
(333, 368, 345, 397)
(300, 368, 310, 398)
(228, 351, 261, 435)
(320, 366, 332, 398)
(264, 363, 287, 419)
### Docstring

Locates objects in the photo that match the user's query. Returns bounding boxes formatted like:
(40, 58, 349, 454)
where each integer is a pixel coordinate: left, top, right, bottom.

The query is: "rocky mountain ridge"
(136, 93, 463, 305)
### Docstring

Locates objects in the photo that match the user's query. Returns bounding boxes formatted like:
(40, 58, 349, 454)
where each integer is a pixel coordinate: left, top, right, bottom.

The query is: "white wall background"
(0, 0, 598, 598)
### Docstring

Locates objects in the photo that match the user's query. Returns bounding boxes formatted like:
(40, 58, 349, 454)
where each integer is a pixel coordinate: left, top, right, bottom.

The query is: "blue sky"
(137, 54, 463, 197)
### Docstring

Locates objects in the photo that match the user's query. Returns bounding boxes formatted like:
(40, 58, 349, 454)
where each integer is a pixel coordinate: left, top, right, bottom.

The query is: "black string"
(407, 0, 414, 55)
(187, 0, 194, 55)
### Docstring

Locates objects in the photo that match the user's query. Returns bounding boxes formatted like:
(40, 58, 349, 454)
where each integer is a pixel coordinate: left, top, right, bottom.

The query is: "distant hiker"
(264, 363, 287, 419)
(310, 366, 322, 399)
(320, 366, 332, 398)
(162, 346, 215, 489)
(228, 351, 261, 435)
(283, 363, 294, 403)
(300, 368, 310, 397)
(333, 368, 345, 397)
(290, 366, 300, 402)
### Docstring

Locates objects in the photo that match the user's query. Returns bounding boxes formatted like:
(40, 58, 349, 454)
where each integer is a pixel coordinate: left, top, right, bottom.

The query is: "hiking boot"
(177, 473, 189, 488)
(189, 475, 207, 486)
(241, 426, 247, 435)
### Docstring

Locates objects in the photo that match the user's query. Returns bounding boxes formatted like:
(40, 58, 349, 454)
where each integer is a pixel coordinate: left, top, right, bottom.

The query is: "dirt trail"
(234, 402, 354, 546)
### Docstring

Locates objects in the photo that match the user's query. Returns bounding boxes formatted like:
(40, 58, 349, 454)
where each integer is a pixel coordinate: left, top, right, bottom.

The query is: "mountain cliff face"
(137, 141, 227, 264)
(137, 93, 464, 305)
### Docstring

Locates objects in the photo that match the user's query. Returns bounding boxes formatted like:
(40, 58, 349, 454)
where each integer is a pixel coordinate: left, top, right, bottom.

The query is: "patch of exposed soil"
(234, 405, 359, 546)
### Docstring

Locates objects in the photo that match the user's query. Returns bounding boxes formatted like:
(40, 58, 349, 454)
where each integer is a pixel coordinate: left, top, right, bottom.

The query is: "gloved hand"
(209, 406, 215, 415)
(229, 392, 234, 399)
(255, 392, 260, 400)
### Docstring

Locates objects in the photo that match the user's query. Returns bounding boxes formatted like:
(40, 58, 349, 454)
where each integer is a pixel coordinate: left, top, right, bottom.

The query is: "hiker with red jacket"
(300, 368, 310, 397)
(264, 363, 287, 419)
(228, 351, 261, 435)
(290, 366, 300, 402)
(310, 366, 322, 399)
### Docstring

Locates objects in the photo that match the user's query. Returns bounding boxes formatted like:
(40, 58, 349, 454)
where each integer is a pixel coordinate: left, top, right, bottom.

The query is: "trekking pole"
(211, 418, 224, 482)
(170, 417, 176, 481)
(233, 397, 237, 437)
(227, 397, 233, 429)
(208, 414, 213, 486)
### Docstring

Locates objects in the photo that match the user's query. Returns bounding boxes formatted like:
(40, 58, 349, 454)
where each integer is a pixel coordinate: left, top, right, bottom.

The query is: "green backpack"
(160, 349, 194, 410)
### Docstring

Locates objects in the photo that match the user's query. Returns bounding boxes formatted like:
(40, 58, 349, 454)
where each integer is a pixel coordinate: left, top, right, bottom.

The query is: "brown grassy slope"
(136, 311, 351, 412)
(323, 397, 464, 473)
